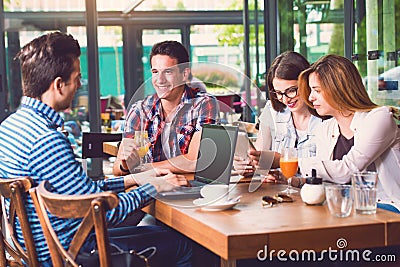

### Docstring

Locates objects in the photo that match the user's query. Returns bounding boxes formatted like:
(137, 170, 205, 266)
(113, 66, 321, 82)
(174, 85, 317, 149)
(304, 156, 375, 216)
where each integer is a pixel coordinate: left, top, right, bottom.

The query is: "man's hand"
(119, 137, 140, 171)
(151, 173, 188, 192)
(129, 168, 189, 192)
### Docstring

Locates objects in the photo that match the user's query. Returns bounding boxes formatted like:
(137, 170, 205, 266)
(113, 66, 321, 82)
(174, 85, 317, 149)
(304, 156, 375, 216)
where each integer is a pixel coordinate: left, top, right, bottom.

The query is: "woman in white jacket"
(298, 54, 400, 213)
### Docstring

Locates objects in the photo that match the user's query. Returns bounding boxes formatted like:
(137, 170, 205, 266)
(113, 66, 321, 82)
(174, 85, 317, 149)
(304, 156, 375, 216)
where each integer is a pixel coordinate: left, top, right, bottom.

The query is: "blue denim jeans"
(41, 225, 192, 267)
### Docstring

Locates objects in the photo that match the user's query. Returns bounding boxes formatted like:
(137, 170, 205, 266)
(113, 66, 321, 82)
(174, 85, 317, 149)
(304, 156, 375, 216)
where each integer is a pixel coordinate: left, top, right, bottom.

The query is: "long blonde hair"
(299, 54, 378, 113)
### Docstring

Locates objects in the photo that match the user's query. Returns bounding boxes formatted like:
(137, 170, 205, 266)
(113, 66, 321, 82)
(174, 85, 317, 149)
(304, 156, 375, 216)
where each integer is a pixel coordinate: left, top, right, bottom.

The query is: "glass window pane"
(191, 25, 243, 94)
(97, 0, 242, 12)
(97, 26, 124, 97)
(293, 0, 344, 61)
(192, 24, 266, 121)
(355, 0, 400, 108)
(4, 0, 84, 11)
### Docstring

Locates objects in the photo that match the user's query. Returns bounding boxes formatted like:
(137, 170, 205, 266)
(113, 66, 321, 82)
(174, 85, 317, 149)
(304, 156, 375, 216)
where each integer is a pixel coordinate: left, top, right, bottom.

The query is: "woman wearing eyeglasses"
(247, 51, 324, 175)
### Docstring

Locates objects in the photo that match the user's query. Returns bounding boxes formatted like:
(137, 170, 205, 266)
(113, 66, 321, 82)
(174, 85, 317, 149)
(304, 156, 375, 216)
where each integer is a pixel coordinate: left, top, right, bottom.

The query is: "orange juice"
(280, 159, 298, 178)
(137, 145, 149, 158)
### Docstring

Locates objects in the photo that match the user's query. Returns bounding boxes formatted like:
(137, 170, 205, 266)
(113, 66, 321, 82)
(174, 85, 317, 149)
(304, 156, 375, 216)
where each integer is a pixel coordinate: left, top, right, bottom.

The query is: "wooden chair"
(29, 181, 119, 267)
(0, 177, 39, 267)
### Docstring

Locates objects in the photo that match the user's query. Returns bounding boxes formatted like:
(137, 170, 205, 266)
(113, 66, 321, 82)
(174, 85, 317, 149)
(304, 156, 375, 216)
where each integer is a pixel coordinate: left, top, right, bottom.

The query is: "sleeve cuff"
(136, 183, 158, 200)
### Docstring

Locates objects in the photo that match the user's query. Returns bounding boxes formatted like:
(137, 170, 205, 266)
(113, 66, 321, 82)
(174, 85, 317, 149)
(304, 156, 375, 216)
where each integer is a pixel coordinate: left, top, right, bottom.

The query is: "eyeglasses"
(271, 86, 298, 100)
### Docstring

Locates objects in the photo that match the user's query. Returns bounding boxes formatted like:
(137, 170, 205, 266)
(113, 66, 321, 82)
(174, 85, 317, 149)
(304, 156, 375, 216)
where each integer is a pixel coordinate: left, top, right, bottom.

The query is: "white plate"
(193, 198, 240, 211)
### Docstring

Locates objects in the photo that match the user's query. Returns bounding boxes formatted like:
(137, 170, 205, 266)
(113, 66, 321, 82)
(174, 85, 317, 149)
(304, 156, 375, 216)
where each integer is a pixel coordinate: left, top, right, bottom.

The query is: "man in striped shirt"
(113, 41, 220, 176)
(0, 32, 192, 266)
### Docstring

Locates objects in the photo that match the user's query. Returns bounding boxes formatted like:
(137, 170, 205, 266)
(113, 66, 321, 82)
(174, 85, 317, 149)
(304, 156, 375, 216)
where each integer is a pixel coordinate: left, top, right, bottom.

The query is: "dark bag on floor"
(76, 243, 155, 267)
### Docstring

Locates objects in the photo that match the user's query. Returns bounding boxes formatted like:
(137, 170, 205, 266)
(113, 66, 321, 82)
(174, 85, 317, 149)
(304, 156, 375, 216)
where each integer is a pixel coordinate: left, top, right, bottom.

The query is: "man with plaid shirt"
(114, 41, 219, 175)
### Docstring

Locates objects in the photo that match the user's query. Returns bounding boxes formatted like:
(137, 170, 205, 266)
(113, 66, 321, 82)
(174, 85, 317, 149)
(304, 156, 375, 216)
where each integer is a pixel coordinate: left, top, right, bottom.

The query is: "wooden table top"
(103, 141, 119, 157)
(145, 183, 400, 264)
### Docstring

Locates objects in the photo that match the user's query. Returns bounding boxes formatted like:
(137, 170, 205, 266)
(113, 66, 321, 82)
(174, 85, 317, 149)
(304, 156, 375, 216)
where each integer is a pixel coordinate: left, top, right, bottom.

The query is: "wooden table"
(103, 141, 119, 156)
(145, 183, 400, 266)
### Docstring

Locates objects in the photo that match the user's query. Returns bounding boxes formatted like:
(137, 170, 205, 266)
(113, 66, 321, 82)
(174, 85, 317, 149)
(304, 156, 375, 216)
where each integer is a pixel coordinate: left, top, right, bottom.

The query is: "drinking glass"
(352, 171, 378, 214)
(280, 147, 298, 194)
(134, 131, 150, 170)
(325, 184, 353, 217)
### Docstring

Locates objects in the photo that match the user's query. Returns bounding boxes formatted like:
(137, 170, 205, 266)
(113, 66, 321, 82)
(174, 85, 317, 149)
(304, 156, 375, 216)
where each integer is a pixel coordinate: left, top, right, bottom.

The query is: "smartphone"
(233, 122, 256, 151)
(247, 134, 256, 150)
(235, 131, 256, 159)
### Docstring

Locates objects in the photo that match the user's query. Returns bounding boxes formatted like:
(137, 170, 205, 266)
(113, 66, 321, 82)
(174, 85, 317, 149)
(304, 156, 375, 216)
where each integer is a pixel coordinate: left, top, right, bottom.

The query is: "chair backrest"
(215, 94, 235, 113)
(29, 181, 119, 267)
(0, 177, 39, 267)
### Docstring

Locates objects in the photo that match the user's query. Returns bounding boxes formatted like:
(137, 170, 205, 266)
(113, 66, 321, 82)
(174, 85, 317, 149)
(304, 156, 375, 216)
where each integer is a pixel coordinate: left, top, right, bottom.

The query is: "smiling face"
(308, 72, 337, 117)
(151, 54, 188, 100)
(272, 77, 307, 112)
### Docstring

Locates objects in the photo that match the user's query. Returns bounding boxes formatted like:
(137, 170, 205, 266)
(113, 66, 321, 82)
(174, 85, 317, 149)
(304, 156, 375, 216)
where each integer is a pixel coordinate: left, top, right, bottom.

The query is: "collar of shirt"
(20, 96, 64, 129)
(276, 107, 292, 123)
(147, 85, 200, 122)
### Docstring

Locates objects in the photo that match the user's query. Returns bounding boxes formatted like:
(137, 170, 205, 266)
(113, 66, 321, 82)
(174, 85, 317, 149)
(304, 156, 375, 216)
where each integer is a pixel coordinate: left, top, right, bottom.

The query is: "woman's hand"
(249, 150, 275, 170)
(262, 170, 281, 183)
(233, 155, 255, 175)
(248, 150, 261, 167)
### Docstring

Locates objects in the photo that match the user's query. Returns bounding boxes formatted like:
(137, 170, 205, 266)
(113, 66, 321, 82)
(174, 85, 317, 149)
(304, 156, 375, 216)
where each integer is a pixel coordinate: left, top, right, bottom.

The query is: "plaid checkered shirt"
(124, 85, 220, 162)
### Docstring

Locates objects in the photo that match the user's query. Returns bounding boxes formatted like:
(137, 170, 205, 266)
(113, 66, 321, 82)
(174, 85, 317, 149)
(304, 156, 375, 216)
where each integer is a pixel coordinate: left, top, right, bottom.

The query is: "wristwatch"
(119, 164, 130, 173)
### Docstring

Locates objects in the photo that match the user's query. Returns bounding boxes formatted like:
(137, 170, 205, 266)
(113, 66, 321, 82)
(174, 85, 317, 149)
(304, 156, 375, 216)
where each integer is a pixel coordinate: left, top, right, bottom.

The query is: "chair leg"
(0, 234, 8, 267)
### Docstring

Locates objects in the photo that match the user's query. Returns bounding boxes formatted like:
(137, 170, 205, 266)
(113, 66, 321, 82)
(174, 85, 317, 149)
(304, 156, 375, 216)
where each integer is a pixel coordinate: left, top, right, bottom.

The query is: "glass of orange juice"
(134, 130, 150, 170)
(280, 147, 298, 194)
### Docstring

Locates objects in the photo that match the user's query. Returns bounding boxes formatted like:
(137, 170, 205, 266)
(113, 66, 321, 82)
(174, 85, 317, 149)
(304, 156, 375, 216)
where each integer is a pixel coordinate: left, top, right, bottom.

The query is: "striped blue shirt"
(0, 96, 156, 262)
